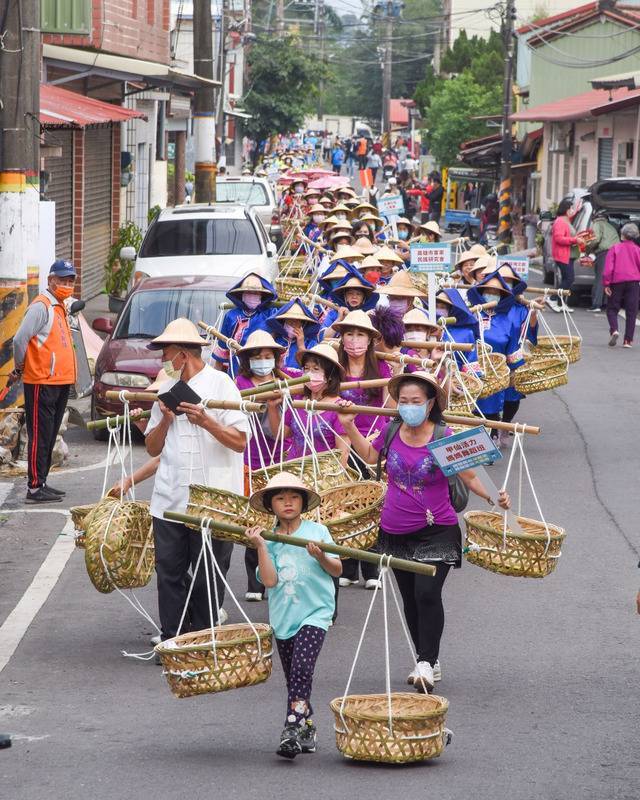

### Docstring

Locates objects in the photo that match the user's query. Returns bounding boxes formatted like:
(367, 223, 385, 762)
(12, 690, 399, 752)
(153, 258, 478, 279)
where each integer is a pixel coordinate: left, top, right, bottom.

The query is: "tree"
(425, 71, 501, 165)
(242, 36, 325, 141)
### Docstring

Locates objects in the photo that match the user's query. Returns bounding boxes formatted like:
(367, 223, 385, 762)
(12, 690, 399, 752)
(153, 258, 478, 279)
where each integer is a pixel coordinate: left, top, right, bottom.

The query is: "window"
(115, 289, 219, 340)
(139, 218, 262, 257)
(215, 182, 270, 206)
(41, 0, 91, 33)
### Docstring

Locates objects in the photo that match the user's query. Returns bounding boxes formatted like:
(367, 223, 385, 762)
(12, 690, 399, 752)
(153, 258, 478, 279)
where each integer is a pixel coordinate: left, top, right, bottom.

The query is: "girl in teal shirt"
(246, 473, 342, 760)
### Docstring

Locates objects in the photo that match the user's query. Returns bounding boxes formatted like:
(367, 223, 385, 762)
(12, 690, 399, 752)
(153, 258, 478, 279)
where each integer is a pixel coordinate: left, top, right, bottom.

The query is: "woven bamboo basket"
(330, 693, 450, 764)
(84, 500, 154, 594)
(186, 484, 270, 540)
(251, 450, 359, 492)
(318, 480, 385, 553)
(275, 275, 312, 301)
(278, 255, 308, 276)
(477, 351, 510, 398)
(513, 353, 568, 395)
(155, 623, 273, 698)
(446, 370, 483, 414)
(533, 334, 581, 364)
(463, 510, 565, 578)
(71, 497, 119, 549)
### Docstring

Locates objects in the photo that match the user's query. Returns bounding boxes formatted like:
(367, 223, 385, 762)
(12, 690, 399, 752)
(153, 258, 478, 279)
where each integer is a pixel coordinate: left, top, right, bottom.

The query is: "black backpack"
(375, 419, 469, 513)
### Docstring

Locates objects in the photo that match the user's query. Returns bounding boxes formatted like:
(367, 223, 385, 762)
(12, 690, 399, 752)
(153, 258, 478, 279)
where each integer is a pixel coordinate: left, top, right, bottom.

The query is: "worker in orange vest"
(11, 260, 78, 503)
(356, 135, 368, 170)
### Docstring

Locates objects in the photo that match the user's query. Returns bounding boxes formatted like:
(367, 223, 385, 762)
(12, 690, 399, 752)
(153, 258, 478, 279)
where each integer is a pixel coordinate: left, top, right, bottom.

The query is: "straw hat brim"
(387, 371, 447, 410)
(377, 283, 425, 297)
(249, 481, 321, 514)
(149, 320, 205, 349)
(333, 278, 374, 296)
(296, 345, 346, 374)
(237, 333, 286, 355)
(276, 306, 314, 323)
(332, 316, 380, 338)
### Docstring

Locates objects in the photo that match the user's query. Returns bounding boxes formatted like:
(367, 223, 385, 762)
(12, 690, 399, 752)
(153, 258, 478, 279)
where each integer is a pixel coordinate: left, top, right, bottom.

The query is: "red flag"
(359, 168, 373, 189)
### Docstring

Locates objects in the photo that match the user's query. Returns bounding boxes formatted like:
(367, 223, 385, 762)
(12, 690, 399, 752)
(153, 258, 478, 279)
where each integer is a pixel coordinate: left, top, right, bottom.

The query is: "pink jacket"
(551, 216, 578, 264)
(603, 240, 640, 286)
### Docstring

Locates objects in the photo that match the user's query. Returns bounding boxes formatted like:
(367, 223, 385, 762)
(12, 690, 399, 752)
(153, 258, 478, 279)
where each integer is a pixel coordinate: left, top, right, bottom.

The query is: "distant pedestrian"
(367, 150, 381, 183)
(603, 222, 640, 348)
(587, 210, 619, 312)
(331, 143, 345, 175)
(428, 172, 443, 224)
(356, 135, 368, 170)
(548, 198, 580, 313)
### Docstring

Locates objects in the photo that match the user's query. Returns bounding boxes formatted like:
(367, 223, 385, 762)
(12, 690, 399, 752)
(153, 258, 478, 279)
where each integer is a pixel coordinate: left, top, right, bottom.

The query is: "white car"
(120, 204, 278, 312)
(216, 176, 282, 245)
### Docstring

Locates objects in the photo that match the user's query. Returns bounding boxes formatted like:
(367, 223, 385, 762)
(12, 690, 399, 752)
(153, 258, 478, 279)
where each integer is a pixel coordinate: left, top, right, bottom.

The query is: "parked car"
(91, 275, 228, 438)
(216, 176, 282, 246)
(541, 180, 640, 292)
(120, 204, 278, 300)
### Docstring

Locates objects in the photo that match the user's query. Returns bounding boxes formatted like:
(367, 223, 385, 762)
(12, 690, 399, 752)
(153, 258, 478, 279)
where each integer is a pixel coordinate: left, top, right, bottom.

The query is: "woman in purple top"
(339, 371, 510, 692)
(267, 342, 350, 466)
(603, 222, 640, 347)
(234, 330, 286, 601)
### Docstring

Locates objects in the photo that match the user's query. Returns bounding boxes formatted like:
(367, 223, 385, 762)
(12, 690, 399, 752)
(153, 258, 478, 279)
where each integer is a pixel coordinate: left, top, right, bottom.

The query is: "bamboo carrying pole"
(468, 300, 499, 313)
(197, 321, 241, 349)
(100, 393, 541, 434)
(399, 340, 474, 352)
(163, 511, 436, 577)
(438, 316, 457, 326)
(523, 287, 571, 296)
(249, 377, 391, 402)
(375, 350, 435, 368)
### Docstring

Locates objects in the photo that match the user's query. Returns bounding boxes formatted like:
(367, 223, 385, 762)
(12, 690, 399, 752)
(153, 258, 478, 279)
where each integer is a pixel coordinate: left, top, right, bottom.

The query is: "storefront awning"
(224, 107, 252, 120)
(43, 44, 220, 91)
(512, 86, 640, 122)
(40, 83, 146, 127)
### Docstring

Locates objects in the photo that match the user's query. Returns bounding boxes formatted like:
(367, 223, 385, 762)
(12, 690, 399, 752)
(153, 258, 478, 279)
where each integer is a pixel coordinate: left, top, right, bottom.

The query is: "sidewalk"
(82, 292, 113, 328)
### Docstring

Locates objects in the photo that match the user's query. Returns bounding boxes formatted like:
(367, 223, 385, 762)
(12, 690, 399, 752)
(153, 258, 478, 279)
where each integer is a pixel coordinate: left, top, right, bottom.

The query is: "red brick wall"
(43, 0, 170, 64)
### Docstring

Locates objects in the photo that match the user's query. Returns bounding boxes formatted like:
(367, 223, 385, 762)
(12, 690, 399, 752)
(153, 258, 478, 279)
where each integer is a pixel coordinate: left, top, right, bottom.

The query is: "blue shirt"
(257, 520, 336, 640)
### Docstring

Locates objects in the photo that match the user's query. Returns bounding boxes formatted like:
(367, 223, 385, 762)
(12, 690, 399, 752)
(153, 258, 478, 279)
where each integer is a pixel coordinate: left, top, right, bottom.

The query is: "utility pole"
(381, 2, 393, 147)
(215, 0, 229, 163)
(0, 0, 40, 406)
(499, 0, 516, 244)
(276, 0, 285, 37)
(316, 0, 326, 118)
(193, 0, 217, 202)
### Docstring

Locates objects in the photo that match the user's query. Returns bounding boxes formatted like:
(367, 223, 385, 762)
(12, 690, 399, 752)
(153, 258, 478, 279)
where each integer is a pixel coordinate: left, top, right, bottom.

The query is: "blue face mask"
(398, 403, 428, 427)
(398, 230, 409, 240)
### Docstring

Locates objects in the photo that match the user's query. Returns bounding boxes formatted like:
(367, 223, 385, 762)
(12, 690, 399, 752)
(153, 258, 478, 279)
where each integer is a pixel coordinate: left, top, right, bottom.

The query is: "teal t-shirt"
(257, 519, 336, 640)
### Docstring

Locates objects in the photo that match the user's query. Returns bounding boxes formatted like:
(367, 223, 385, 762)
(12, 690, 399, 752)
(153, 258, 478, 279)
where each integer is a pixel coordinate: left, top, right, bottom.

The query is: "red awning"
(39, 83, 146, 128)
(389, 99, 410, 126)
(512, 86, 640, 123)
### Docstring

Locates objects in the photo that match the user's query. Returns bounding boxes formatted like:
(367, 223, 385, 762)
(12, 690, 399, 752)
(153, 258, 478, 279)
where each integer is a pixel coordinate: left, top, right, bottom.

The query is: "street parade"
(1, 1, 640, 798)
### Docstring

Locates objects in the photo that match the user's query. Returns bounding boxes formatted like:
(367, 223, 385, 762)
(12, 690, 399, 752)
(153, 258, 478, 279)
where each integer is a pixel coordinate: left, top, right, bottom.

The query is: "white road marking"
(0, 516, 76, 674)
(529, 266, 543, 276)
(9, 733, 50, 743)
(0, 482, 13, 507)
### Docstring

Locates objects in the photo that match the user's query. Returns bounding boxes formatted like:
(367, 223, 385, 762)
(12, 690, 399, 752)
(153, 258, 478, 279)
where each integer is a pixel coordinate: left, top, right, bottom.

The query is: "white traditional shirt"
(146, 363, 249, 519)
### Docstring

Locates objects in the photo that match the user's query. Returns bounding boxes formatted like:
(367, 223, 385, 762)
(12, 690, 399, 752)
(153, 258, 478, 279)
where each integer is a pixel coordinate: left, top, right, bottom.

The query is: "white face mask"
(250, 357, 275, 377)
(312, 214, 325, 224)
(335, 212, 347, 221)
(162, 354, 183, 381)
(482, 291, 503, 302)
(404, 330, 427, 342)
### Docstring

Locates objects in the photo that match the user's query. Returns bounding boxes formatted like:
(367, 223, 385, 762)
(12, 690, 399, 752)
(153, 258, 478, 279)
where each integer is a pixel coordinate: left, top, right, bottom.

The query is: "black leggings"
(502, 399, 520, 424)
(393, 562, 451, 665)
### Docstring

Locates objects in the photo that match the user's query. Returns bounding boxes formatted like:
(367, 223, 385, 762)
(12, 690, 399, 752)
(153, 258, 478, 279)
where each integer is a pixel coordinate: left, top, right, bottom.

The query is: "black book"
(158, 380, 202, 415)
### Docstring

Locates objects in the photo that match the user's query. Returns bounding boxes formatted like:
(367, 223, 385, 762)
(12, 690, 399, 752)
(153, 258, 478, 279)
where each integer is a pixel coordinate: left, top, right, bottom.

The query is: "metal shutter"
(44, 130, 73, 261)
(82, 127, 113, 299)
(597, 138, 613, 180)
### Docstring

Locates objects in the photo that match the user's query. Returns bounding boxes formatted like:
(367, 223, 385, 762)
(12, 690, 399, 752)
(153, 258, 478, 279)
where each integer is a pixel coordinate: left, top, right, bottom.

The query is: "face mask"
(250, 358, 275, 377)
(242, 292, 262, 310)
(398, 230, 409, 241)
(436, 306, 448, 316)
(162, 354, 183, 381)
(335, 212, 347, 221)
(481, 291, 503, 302)
(398, 402, 429, 427)
(305, 370, 327, 393)
(343, 339, 369, 358)
(404, 330, 427, 342)
(284, 323, 298, 340)
(388, 298, 409, 315)
(312, 214, 325, 224)
(53, 285, 74, 302)
(294, 185, 304, 194)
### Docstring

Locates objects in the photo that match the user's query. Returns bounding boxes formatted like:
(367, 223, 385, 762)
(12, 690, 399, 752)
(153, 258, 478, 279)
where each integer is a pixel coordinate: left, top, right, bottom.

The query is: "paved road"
(1, 301, 639, 800)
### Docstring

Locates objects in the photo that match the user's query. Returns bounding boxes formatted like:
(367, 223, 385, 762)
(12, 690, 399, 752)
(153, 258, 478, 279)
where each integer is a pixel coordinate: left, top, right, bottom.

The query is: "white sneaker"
(412, 661, 434, 692)
(564, 305, 574, 314)
(339, 578, 358, 587)
(217, 607, 228, 625)
(150, 634, 162, 646)
(244, 592, 263, 602)
(432, 660, 442, 682)
(364, 578, 381, 590)
(545, 297, 561, 312)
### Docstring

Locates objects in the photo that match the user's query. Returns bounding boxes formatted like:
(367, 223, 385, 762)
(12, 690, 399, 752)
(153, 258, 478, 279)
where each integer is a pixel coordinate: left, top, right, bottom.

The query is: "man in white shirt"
(146, 318, 249, 641)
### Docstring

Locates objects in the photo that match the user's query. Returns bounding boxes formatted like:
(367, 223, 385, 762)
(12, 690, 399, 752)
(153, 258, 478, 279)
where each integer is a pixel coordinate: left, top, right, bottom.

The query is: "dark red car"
(91, 274, 229, 437)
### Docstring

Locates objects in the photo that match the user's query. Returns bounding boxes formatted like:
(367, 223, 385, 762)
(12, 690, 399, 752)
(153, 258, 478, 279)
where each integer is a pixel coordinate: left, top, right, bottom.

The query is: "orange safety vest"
(22, 293, 77, 385)
(356, 138, 367, 156)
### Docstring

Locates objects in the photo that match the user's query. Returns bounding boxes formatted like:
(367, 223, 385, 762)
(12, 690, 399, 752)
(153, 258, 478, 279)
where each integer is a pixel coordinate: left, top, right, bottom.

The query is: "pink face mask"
(388, 298, 409, 315)
(284, 323, 297, 340)
(343, 338, 369, 358)
(242, 292, 262, 310)
(306, 370, 327, 393)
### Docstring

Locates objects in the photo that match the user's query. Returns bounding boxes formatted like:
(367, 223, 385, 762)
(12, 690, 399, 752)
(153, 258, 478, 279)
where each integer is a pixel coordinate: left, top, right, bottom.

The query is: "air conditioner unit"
(549, 123, 572, 153)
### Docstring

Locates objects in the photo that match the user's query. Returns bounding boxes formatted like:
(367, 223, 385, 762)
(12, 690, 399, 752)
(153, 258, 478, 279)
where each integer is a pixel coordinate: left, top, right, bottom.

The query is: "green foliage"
(242, 35, 325, 141)
(148, 205, 161, 224)
(104, 221, 143, 297)
(414, 28, 505, 166)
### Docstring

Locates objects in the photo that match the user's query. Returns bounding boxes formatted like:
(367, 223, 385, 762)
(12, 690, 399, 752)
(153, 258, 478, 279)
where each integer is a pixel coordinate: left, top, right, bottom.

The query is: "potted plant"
(104, 221, 143, 314)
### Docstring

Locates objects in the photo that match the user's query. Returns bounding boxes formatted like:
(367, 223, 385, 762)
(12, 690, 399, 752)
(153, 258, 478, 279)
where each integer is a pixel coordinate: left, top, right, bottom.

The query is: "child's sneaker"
(276, 720, 303, 759)
(299, 719, 317, 753)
